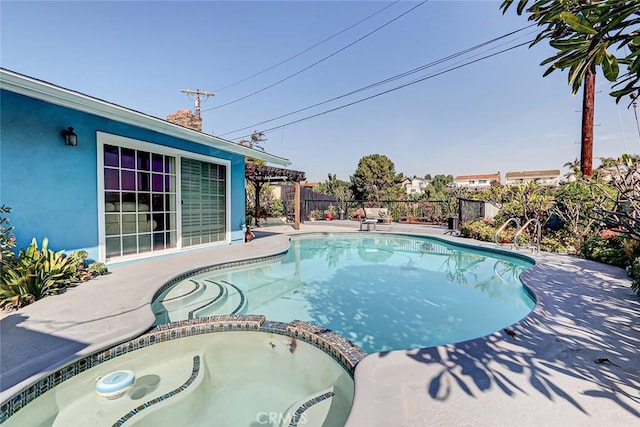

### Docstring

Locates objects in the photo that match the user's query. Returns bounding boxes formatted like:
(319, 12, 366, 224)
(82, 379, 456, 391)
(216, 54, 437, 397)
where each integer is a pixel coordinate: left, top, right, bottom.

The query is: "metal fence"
(298, 198, 452, 224)
(458, 197, 490, 224)
(276, 187, 492, 227)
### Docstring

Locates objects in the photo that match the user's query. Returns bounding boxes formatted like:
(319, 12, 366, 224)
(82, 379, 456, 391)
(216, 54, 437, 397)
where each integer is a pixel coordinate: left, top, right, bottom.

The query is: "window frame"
(97, 132, 231, 263)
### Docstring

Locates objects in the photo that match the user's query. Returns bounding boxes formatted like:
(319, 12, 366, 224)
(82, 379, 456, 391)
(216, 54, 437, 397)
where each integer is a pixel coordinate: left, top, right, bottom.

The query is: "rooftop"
(454, 173, 501, 181)
(505, 169, 561, 178)
(0, 68, 290, 166)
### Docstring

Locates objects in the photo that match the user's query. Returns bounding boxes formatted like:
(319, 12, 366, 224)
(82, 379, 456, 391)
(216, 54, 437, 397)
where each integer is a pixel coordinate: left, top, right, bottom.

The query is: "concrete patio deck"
(1, 221, 638, 426)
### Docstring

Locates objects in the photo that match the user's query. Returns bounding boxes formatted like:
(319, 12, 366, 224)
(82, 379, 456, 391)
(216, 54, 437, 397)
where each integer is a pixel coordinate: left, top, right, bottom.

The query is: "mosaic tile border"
(112, 355, 200, 426)
(287, 390, 336, 427)
(0, 315, 366, 423)
(220, 280, 246, 314)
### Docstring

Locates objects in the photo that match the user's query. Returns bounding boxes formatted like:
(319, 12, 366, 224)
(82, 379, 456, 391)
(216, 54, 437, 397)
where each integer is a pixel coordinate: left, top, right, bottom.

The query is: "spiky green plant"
(0, 237, 84, 309)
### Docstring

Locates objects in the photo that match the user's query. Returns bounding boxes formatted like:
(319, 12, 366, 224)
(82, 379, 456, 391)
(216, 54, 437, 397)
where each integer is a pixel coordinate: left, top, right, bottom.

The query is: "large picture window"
(103, 144, 177, 258)
(181, 158, 227, 247)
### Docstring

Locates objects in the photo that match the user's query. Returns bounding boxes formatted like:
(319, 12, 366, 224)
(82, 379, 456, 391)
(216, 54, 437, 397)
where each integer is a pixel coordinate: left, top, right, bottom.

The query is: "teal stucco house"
(0, 68, 290, 263)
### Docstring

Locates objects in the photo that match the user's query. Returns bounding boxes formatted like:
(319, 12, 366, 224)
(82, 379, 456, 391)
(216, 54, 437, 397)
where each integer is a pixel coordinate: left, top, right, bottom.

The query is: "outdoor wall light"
(61, 126, 77, 146)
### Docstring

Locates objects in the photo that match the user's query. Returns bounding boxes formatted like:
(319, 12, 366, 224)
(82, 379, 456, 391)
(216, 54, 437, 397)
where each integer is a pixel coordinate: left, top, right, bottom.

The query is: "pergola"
(245, 163, 306, 230)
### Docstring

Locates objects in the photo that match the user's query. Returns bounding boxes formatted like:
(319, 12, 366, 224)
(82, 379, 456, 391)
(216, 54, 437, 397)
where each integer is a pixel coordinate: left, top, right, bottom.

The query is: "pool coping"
(1, 222, 638, 426)
(0, 315, 366, 422)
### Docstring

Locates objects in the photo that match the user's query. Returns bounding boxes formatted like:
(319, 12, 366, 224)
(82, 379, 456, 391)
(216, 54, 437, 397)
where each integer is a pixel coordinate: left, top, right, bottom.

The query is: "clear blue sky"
(2, 1, 639, 182)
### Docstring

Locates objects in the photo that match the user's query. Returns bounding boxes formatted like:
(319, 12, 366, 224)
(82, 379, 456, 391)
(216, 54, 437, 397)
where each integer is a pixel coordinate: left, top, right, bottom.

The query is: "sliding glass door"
(180, 158, 227, 247)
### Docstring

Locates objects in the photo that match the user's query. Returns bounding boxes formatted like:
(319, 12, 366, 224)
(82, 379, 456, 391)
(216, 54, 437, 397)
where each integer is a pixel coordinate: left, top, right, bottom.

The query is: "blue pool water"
(153, 234, 535, 352)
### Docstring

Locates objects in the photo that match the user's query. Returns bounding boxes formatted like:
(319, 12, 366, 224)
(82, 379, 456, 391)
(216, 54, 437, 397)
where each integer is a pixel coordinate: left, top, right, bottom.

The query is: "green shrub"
(270, 199, 285, 217)
(0, 237, 86, 309)
(460, 219, 496, 242)
(0, 205, 16, 265)
(579, 233, 634, 268)
(628, 257, 640, 296)
(87, 261, 109, 276)
(539, 236, 568, 253)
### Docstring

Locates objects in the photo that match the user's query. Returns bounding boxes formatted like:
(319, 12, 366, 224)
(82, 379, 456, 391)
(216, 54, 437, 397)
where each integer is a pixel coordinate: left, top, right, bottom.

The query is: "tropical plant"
(480, 181, 554, 224)
(269, 198, 284, 217)
(0, 237, 86, 309)
(308, 209, 324, 220)
(86, 261, 109, 277)
(460, 219, 498, 242)
(628, 256, 640, 295)
(579, 231, 639, 268)
(552, 180, 600, 247)
(539, 234, 569, 253)
(563, 158, 582, 180)
(325, 204, 338, 217)
(590, 154, 640, 240)
(315, 173, 353, 216)
(246, 181, 276, 219)
(501, 0, 640, 102)
(0, 205, 16, 268)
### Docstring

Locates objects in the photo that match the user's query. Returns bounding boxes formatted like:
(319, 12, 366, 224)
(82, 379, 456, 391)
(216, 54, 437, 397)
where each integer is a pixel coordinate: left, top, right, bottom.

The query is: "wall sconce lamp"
(61, 126, 78, 146)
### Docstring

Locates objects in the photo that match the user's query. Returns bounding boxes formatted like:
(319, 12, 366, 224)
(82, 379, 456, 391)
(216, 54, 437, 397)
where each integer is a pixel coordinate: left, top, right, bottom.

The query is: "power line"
(232, 40, 533, 140)
(218, 25, 536, 138)
(203, 0, 429, 112)
(214, 1, 401, 93)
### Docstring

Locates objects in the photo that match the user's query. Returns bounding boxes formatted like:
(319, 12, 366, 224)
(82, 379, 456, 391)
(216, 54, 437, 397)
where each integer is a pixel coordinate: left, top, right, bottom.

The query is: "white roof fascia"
(0, 68, 291, 166)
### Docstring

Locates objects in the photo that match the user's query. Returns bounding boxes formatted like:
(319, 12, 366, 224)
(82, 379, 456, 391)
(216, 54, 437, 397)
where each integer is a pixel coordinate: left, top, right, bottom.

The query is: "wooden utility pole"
(580, 69, 595, 177)
(181, 89, 215, 117)
(294, 181, 301, 230)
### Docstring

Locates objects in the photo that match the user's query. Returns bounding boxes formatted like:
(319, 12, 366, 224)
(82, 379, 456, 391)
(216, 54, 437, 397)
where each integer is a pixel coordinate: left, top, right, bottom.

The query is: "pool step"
(190, 280, 247, 318)
(115, 355, 212, 426)
(153, 279, 226, 323)
(48, 354, 203, 427)
(156, 279, 208, 310)
(280, 386, 336, 427)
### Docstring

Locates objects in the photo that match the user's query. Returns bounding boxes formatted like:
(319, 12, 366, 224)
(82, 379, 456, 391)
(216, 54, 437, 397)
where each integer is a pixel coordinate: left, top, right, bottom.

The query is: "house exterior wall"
(504, 176, 560, 186)
(402, 178, 429, 195)
(0, 89, 247, 262)
(453, 173, 500, 190)
(453, 179, 493, 190)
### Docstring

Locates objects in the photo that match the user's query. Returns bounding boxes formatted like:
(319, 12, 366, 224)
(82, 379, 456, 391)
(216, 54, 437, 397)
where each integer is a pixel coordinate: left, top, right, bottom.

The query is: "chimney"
(166, 109, 202, 132)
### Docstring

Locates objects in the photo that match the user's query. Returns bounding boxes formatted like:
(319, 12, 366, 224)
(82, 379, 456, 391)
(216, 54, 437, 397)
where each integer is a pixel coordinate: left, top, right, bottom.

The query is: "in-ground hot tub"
(1, 317, 364, 427)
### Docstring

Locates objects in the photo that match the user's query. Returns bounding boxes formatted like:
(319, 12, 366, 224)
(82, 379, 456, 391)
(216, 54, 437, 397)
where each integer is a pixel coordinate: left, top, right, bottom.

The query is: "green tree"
(315, 173, 353, 215)
(501, 0, 640, 101)
(479, 181, 554, 223)
(563, 158, 582, 180)
(553, 180, 599, 246)
(245, 182, 276, 219)
(591, 154, 640, 240)
(430, 174, 454, 195)
(350, 154, 402, 202)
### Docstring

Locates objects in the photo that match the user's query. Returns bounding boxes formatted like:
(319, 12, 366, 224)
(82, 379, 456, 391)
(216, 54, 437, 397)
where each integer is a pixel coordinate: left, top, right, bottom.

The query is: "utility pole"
(580, 0, 595, 178)
(181, 89, 215, 117)
(580, 68, 595, 177)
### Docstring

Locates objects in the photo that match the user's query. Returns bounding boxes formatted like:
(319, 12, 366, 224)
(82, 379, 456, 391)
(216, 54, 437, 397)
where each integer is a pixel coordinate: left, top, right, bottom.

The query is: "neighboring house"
(0, 68, 290, 264)
(504, 170, 561, 187)
(453, 172, 501, 190)
(401, 177, 430, 195)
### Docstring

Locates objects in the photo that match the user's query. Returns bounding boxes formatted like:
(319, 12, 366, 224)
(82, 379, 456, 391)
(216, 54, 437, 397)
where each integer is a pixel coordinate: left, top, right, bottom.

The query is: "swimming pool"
(1, 318, 360, 426)
(153, 234, 535, 353)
